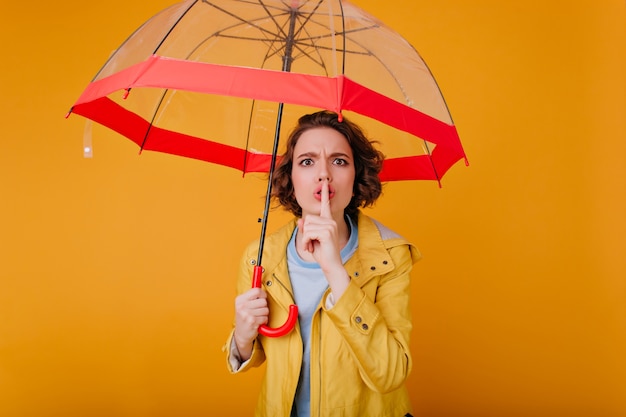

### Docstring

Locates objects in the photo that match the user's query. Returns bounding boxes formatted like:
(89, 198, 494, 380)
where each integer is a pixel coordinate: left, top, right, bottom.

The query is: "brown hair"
(271, 111, 384, 219)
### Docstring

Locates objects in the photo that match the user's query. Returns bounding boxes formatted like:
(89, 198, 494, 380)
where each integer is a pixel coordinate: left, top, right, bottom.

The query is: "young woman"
(224, 111, 420, 417)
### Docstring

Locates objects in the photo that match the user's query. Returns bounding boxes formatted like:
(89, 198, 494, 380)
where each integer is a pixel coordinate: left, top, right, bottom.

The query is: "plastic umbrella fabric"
(68, 0, 467, 336)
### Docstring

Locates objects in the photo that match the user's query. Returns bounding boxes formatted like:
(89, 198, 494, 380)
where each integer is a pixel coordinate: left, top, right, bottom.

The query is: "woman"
(224, 111, 420, 417)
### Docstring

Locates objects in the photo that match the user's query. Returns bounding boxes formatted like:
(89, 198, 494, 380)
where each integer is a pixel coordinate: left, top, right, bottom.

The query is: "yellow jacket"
(224, 213, 421, 417)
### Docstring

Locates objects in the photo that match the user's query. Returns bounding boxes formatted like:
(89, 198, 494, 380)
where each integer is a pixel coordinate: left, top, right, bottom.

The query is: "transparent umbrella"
(68, 0, 467, 337)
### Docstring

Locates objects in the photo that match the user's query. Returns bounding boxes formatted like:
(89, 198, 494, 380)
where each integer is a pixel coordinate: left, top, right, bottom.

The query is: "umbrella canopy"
(69, 0, 466, 183)
(68, 0, 467, 337)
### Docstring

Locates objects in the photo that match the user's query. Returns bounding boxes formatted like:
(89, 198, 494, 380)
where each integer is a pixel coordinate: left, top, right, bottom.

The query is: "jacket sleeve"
(222, 246, 266, 373)
(323, 244, 414, 393)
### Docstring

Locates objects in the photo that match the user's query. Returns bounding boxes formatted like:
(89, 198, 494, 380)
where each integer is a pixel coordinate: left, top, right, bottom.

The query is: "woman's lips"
(314, 186, 335, 201)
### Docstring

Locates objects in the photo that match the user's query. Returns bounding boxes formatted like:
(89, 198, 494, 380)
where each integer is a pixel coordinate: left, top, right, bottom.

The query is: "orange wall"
(1, 1, 625, 416)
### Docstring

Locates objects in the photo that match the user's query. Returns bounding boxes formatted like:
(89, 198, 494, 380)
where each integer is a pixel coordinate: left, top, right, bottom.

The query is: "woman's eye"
(333, 158, 348, 166)
(299, 158, 313, 166)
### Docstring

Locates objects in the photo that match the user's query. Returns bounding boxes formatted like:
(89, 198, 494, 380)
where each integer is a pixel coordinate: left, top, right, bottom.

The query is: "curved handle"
(252, 265, 298, 337)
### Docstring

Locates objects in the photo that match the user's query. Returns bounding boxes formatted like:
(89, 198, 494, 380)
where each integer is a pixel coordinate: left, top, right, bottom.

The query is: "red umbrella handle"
(252, 265, 298, 337)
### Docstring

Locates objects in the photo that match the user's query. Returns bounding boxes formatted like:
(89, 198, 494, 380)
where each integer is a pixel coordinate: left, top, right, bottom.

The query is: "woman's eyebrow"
(295, 151, 319, 159)
(330, 152, 351, 159)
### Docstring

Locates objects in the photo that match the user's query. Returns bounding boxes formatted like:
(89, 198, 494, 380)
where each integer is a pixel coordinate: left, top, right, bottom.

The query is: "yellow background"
(1, 0, 625, 416)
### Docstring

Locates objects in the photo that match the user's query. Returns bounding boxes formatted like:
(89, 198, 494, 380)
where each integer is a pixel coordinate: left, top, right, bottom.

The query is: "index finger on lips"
(320, 179, 331, 219)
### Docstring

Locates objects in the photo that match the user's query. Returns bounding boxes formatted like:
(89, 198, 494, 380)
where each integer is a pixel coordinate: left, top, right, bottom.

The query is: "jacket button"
(355, 316, 362, 324)
(362, 324, 369, 330)
(250, 259, 256, 265)
(370, 266, 376, 271)
(354, 272, 360, 277)
(266, 281, 272, 286)
(383, 260, 388, 265)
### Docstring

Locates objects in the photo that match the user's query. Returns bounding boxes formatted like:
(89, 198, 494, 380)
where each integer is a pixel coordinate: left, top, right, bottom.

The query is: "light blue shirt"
(287, 216, 358, 417)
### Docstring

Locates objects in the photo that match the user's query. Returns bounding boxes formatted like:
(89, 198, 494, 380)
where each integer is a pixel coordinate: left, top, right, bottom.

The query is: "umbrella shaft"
(256, 102, 286, 266)
(281, 8, 298, 72)
(257, 7, 298, 265)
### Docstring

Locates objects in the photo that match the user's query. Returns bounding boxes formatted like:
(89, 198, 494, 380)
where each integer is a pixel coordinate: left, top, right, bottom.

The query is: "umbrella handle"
(252, 265, 298, 337)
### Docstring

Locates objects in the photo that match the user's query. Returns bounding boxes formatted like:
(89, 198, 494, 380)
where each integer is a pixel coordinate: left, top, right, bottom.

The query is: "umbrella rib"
(289, 0, 332, 75)
(242, 98, 259, 175)
(257, 0, 315, 69)
(138, 89, 171, 153)
(202, 1, 291, 44)
(258, 0, 290, 39)
(338, 0, 347, 74)
(421, 141, 441, 185)
(288, 27, 380, 77)
(152, 0, 201, 54)
(290, 0, 325, 41)
(91, 1, 200, 81)
(334, 24, 417, 106)
(201, 1, 296, 62)
(206, 31, 371, 59)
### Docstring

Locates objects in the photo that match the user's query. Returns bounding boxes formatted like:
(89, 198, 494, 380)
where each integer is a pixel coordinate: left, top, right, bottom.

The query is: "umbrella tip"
(65, 107, 73, 119)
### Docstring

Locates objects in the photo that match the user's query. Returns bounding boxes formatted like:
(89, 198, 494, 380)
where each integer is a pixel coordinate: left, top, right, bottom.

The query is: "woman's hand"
(233, 287, 269, 361)
(298, 179, 350, 300)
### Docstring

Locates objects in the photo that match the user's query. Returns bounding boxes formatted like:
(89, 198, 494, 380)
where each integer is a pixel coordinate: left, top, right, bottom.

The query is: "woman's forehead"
(294, 127, 351, 153)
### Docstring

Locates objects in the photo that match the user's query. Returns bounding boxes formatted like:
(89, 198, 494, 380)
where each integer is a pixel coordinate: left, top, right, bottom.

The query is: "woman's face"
(291, 127, 356, 220)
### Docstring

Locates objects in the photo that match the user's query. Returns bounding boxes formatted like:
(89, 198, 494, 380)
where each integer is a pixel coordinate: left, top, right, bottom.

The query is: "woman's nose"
(317, 163, 330, 182)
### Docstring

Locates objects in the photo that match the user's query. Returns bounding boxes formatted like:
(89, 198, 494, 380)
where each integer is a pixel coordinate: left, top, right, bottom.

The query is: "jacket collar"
(344, 213, 397, 286)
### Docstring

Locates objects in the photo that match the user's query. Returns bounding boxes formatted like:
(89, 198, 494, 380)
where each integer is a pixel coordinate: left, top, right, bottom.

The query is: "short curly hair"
(271, 111, 384, 219)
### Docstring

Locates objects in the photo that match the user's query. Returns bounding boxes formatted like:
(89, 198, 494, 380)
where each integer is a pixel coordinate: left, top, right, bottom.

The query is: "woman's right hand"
(233, 287, 269, 361)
